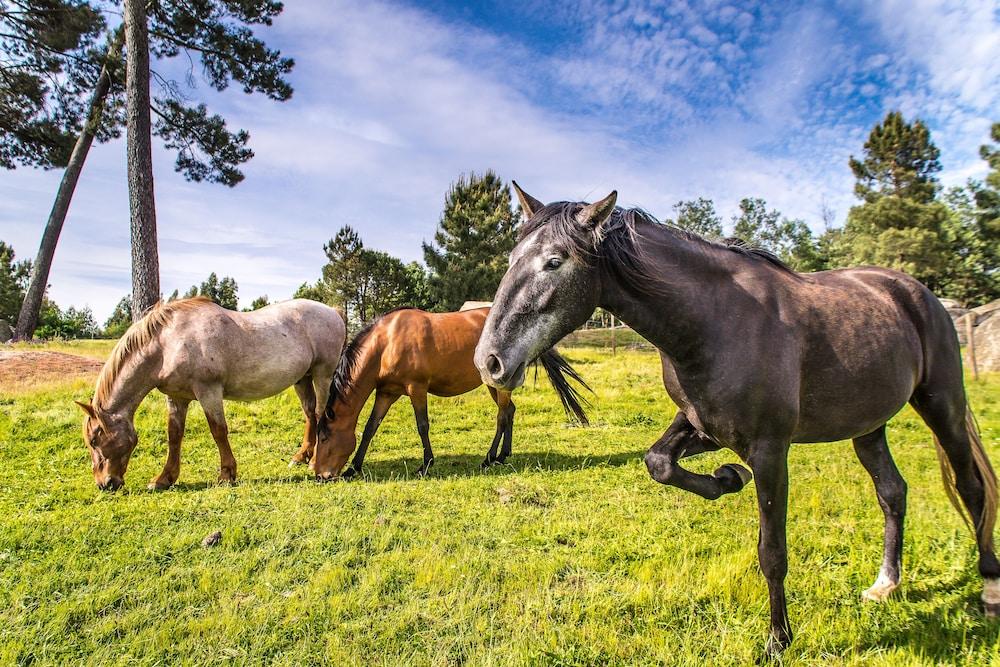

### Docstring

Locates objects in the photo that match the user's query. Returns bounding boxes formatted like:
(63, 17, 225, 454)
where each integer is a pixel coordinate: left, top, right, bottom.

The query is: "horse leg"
(195, 384, 237, 484)
(483, 387, 504, 467)
(410, 389, 435, 477)
(149, 396, 189, 490)
(644, 412, 751, 499)
(342, 392, 399, 479)
(853, 425, 907, 602)
(911, 386, 1000, 615)
(289, 378, 317, 467)
(748, 443, 793, 657)
(497, 390, 515, 464)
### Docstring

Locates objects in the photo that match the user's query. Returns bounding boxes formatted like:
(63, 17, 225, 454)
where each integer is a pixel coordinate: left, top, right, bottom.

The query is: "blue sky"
(2, 0, 998, 320)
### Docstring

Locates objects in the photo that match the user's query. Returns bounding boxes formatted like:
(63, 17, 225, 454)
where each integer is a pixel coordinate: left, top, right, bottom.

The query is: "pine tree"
(0, 241, 32, 322)
(8, 0, 294, 337)
(848, 111, 941, 205)
(422, 172, 518, 311)
(670, 198, 722, 238)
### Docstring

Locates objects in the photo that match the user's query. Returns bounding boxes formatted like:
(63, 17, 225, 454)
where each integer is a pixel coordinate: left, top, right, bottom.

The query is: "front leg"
(409, 389, 434, 477)
(149, 396, 189, 490)
(194, 384, 237, 484)
(749, 443, 793, 658)
(644, 412, 751, 499)
(342, 392, 399, 479)
(289, 378, 317, 467)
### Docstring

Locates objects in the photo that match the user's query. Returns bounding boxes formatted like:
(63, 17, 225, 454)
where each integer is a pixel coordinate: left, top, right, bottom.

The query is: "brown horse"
(476, 184, 998, 657)
(310, 307, 588, 480)
(76, 297, 345, 490)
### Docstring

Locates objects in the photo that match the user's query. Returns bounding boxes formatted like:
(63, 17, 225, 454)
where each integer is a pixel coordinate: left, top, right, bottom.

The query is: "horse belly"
(222, 349, 314, 401)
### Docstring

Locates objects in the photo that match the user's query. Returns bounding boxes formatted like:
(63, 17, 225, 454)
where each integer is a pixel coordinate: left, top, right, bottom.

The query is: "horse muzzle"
(476, 351, 527, 391)
(97, 475, 124, 492)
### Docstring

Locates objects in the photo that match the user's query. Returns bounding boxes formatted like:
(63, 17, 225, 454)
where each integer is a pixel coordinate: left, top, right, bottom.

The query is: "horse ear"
(74, 400, 97, 419)
(511, 180, 544, 220)
(575, 191, 618, 233)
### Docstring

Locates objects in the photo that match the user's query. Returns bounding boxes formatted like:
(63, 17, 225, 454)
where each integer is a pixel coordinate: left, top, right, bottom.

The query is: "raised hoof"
(984, 579, 1000, 618)
(714, 463, 752, 494)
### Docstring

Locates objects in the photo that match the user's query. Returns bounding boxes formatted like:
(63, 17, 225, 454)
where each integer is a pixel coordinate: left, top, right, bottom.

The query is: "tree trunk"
(13, 31, 124, 341)
(124, 0, 159, 321)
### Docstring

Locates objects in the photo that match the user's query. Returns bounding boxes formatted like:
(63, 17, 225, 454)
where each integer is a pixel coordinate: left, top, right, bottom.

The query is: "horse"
(473, 183, 998, 657)
(310, 306, 589, 481)
(75, 297, 346, 491)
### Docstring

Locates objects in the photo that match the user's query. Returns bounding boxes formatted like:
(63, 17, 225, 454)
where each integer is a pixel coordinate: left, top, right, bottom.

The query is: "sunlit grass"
(1, 344, 998, 665)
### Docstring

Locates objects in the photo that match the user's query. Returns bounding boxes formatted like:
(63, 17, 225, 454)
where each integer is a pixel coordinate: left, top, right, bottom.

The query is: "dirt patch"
(0, 350, 103, 391)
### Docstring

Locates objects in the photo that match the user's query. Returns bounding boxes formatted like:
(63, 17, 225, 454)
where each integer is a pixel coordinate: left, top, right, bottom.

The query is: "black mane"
(324, 306, 416, 419)
(518, 202, 794, 296)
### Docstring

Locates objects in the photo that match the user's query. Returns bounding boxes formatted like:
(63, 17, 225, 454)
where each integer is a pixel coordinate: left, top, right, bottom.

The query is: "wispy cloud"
(1, 0, 997, 319)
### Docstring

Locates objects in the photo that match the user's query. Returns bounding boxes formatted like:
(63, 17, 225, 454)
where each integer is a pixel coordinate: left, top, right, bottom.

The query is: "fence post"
(965, 313, 978, 381)
(611, 314, 617, 356)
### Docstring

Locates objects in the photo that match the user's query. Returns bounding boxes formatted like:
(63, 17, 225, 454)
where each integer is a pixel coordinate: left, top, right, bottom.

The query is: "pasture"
(1, 341, 999, 665)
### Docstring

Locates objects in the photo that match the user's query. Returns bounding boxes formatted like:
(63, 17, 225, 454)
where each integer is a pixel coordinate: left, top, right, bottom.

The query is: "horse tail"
(934, 407, 997, 550)
(536, 348, 592, 425)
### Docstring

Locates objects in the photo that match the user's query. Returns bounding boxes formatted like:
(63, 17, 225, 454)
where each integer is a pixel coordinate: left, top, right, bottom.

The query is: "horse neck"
(97, 346, 161, 419)
(330, 340, 381, 430)
(596, 226, 738, 363)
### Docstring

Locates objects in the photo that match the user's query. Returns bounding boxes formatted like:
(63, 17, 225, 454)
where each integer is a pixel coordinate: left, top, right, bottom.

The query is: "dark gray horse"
(474, 183, 998, 657)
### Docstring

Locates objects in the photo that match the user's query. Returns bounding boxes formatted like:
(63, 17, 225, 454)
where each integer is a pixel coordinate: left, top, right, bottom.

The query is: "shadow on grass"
(340, 449, 647, 483)
(159, 449, 648, 491)
(853, 592, 1000, 661)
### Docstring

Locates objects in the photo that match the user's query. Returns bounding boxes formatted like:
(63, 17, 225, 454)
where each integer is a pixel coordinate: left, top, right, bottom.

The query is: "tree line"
(1, 5, 997, 346)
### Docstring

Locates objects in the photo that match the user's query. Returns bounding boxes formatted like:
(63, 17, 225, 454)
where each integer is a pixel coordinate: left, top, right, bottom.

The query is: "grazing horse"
(310, 306, 589, 481)
(474, 183, 998, 657)
(76, 297, 345, 490)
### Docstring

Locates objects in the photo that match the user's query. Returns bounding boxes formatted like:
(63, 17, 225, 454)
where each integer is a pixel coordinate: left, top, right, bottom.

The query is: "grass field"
(1, 342, 999, 665)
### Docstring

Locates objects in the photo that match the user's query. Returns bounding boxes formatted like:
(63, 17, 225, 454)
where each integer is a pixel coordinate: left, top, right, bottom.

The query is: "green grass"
(1, 346, 999, 665)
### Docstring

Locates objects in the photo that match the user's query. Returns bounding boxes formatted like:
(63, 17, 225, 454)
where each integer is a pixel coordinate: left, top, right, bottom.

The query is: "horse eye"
(544, 257, 563, 271)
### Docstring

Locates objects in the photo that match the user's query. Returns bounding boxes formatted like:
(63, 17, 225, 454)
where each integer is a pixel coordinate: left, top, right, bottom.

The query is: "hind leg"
(289, 378, 317, 467)
(911, 389, 1000, 615)
(409, 388, 434, 477)
(853, 425, 907, 602)
(195, 384, 237, 484)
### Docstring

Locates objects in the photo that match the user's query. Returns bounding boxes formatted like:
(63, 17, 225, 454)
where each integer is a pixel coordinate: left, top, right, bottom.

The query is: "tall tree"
(731, 198, 823, 271)
(8, 1, 294, 337)
(848, 111, 941, 205)
(0, 241, 31, 322)
(423, 171, 518, 311)
(320, 226, 365, 317)
(184, 272, 239, 309)
(14, 27, 124, 340)
(670, 197, 722, 238)
(123, 0, 157, 319)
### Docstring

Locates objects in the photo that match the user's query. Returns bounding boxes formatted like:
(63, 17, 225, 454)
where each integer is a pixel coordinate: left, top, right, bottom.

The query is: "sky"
(2, 0, 999, 320)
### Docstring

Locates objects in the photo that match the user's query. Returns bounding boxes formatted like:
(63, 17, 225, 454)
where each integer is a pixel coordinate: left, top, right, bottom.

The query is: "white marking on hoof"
(983, 578, 1000, 617)
(862, 572, 898, 602)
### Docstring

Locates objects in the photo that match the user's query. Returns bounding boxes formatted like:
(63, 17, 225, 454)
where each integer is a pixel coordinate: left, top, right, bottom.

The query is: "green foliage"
(2, 345, 999, 664)
(423, 171, 518, 311)
(670, 197, 723, 238)
(1, 0, 293, 183)
(33, 298, 97, 338)
(184, 273, 238, 310)
(102, 295, 132, 338)
(0, 0, 109, 169)
(849, 111, 941, 205)
(0, 241, 31, 321)
(315, 226, 430, 330)
(731, 198, 825, 271)
(247, 295, 269, 311)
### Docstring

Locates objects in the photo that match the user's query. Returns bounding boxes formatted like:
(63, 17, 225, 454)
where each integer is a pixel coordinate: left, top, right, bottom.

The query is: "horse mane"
(324, 306, 416, 419)
(94, 297, 214, 407)
(519, 202, 794, 296)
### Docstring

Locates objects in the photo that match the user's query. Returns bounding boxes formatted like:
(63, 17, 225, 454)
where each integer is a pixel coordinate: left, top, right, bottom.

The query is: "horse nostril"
(486, 354, 504, 378)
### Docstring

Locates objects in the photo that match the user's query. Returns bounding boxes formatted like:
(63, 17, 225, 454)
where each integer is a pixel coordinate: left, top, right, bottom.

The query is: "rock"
(0, 319, 11, 343)
(971, 298, 1000, 325)
(973, 315, 1000, 373)
(201, 530, 222, 547)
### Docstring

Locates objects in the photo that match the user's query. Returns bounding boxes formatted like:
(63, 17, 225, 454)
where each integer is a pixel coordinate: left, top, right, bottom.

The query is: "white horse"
(76, 297, 345, 490)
